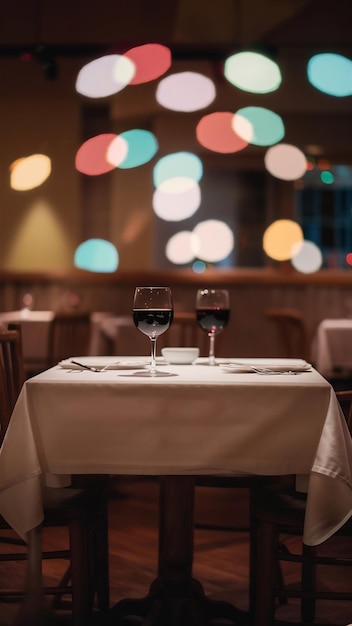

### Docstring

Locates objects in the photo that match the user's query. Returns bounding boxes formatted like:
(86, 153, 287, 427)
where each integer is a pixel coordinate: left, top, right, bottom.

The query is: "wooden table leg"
(105, 476, 250, 626)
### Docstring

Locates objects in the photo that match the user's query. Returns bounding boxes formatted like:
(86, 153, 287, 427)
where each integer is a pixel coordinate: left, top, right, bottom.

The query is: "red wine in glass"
(196, 289, 230, 365)
(133, 287, 173, 375)
(133, 309, 173, 337)
(196, 307, 230, 335)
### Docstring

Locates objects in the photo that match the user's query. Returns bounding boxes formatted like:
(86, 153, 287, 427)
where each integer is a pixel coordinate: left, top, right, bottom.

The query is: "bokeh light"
(124, 43, 171, 84)
(196, 112, 249, 153)
(75, 134, 117, 175)
(153, 178, 201, 221)
(106, 136, 129, 167)
(165, 231, 199, 264)
(320, 170, 334, 184)
(307, 53, 352, 97)
(192, 260, 207, 273)
(264, 143, 307, 180)
(192, 220, 234, 263)
(291, 240, 323, 273)
(233, 107, 285, 146)
(153, 152, 203, 187)
(156, 72, 216, 112)
(116, 129, 158, 168)
(74, 239, 118, 273)
(224, 51, 282, 93)
(263, 219, 303, 261)
(10, 154, 51, 190)
(75, 55, 136, 98)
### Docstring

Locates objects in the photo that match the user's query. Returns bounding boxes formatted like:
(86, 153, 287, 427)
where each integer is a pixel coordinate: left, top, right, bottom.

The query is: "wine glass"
(196, 288, 230, 365)
(133, 287, 173, 376)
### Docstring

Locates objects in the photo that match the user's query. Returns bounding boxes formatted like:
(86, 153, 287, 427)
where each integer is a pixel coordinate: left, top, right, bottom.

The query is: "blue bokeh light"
(307, 53, 352, 97)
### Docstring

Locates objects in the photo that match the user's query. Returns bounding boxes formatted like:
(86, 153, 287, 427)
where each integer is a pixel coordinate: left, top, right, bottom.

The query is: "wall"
(1, 269, 352, 359)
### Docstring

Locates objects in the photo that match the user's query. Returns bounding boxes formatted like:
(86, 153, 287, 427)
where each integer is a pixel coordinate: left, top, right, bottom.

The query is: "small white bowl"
(161, 347, 200, 365)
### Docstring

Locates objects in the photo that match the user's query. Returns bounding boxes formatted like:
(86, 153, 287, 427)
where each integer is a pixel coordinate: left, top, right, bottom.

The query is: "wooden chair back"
(0, 325, 25, 444)
(47, 311, 91, 367)
(264, 307, 311, 361)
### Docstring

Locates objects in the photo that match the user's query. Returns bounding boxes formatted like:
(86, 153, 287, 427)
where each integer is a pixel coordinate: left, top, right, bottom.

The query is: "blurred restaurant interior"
(1, 4, 352, 626)
(1, 0, 352, 357)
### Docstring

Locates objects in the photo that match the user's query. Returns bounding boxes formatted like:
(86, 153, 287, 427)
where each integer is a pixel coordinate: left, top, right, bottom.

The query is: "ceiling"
(1, 0, 352, 164)
(0, 0, 350, 54)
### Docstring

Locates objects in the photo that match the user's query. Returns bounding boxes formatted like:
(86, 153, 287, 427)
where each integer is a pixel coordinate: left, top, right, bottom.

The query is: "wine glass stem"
(150, 338, 157, 375)
(209, 334, 216, 365)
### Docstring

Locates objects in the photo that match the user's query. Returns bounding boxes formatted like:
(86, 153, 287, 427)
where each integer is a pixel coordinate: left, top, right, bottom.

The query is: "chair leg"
(254, 519, 279, 626)
(301, 543, 317, 623)
(69, 514, 90, 626)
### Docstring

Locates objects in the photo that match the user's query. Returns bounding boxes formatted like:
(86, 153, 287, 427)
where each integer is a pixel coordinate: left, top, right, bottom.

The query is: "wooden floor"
(0, 477, 351, 626)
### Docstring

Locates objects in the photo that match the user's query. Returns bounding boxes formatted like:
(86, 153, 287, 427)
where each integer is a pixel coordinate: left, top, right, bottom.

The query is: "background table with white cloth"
(312, 318, 352, 379)
(0, 309, 112, 374)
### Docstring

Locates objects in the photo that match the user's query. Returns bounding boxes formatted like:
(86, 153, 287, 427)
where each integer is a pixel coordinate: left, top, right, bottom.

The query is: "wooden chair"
(0, 326, 110, 625)
(251, 390, 352, 626)
(264, 307, 311, 362)
(47, 311, 92, 368)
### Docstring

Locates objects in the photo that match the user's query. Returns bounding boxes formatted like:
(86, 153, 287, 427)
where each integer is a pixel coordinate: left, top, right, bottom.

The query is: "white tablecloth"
(0, 357, 351, 546)
(312, 318, 352, 377)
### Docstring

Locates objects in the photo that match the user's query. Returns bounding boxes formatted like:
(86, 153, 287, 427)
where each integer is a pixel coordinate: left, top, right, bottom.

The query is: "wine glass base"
(127, 370, 178, 378)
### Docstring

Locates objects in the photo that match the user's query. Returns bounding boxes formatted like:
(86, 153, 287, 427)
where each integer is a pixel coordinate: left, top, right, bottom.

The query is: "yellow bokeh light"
(263, 219, 303, 261)
(10, 154, 51, 191)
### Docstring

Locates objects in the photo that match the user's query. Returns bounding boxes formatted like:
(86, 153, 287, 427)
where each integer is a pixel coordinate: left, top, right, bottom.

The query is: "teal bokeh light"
(320, 170, 334, 184)
(74, 239, 119, 273)
(153, 152, 203, 187)
(118, 129, 158, 168)
(192, 260, 207, 273)
(235, 106, 285, 146)
(307, 53, 352, 97)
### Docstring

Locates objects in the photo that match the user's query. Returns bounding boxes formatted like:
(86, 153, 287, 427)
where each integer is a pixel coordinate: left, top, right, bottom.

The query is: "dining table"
(0, 355, 351, 625)
(0, 309, 112, 375)
(312, 318, 352, 379)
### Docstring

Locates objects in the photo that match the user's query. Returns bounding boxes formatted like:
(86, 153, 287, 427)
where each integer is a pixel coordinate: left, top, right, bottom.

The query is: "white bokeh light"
(264, 143, 307, 181)
(192, 220, 234, 263)
(75, 55, 135, 98)
(106, 136, 128, 167)
(165, 231, 200, 264)
(153, 178, 201, 221)
(231, 114, 254, 142)
(156, 72, 216, 112)
(291, 240, 323, 273)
